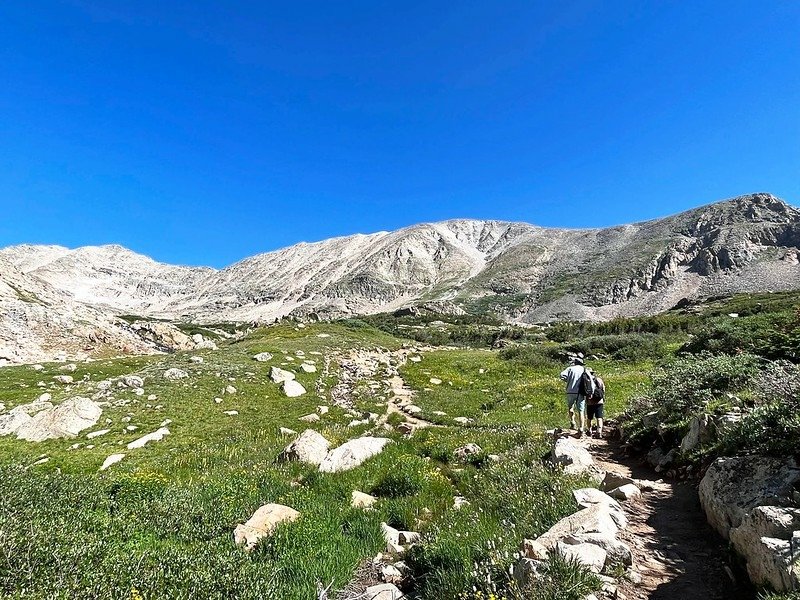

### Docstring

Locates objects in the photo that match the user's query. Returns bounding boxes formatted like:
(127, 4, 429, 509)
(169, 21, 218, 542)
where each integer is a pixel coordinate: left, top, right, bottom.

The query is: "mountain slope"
(1, 193, 799, 360)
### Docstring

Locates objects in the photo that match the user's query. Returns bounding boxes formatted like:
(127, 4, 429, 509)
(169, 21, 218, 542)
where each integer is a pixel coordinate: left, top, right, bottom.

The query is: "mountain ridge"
(2, 192, 799, 363)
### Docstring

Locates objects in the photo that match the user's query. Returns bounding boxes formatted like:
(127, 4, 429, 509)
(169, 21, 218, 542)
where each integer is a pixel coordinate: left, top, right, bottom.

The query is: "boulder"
(279, 429, 331, 466)
(608, 484, 642, 502)
(551, 438, 604, 483)
(600, 471, 637, 493)
(233, 503, 300, 551)
(561, 532, 633, 570)
(190, 356, 204, 364)
(283, 380, 306, 397)
(319, 437, 391, 473)
(453, 443, 482, 461)
(572, 488, 628, 529)
(121, 375, 144, 388)
(16, 397, 102, 442)
(729, 506, 800, 591)
(555, 541, 607, 573)
(253, 352, 274, 362)
(536, 505, 620, 549)
(299, 413, 320, 423)
(100, 453, 126, 471)
(300, 363, 317, 373)
(351, 490, 377, 509)
(680, 413, 713, 453)
(53, 375, 73, 384)
(521, 538, 549, 560)
(270, 367, 295, 383)
(163, 368, 188, 380)
(699, 456, 800, 539)
(0, 411, 32, 437)
(126, 427, 170, 450)
(453, 417, 473, 425)
(513, 558, 545, 589)
(225, 385, 237, 395)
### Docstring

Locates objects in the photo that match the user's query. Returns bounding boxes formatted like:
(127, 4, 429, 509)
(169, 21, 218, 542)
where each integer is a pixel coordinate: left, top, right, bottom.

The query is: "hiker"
(586, 369, 606, 438)
(559, 353, 590, 435)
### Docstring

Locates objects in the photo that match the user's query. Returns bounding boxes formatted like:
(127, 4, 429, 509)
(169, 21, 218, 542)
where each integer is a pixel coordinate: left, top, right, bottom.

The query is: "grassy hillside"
(2, 290, 797, 599)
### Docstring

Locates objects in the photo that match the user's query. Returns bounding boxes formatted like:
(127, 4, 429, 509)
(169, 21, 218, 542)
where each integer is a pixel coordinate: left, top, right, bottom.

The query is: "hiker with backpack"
(559, 353, 594, 436)
(585, 368, 605, 438)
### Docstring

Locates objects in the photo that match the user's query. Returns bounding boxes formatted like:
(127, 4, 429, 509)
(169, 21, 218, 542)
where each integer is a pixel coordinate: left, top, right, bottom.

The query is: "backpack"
(590, 373, 605, 402)
(578, 367, 595, 398)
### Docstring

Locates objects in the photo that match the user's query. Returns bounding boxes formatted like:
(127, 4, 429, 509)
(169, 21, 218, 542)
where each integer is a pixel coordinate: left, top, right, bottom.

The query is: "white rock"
(53, 375, 73, 384)
(319, 437, 392, 473)
(279, 429, 331, 466)
(299, 413, 320, 423)
(190, 356, 204, 364)
(551, 438, 604, 483)
(87, 429, 110, 439)
(100, 453, 126, 471)
(38, 393, 52, 402)
(234, 503, 300, 551)
(283, 379, 307, 397)
(351, 490, 377, 509)
(15, 397, 102, 442)
(429, 378, 442, 385)
(300, 362, 317, 373)
(223, 410, 238, 416)
(121, 375, 144, 388)
(556, 541, 607, 573)
(253, 352, 273, 362)
(608, 484, 641, 502)
(453, 417, 473, 425)
(225, 385, 237, 394)
(163, 368, 188, 380)
(279, 427, 297, 436)
(127, 427, 170, 450)
(270, 367, 296, 383)
(317, 405, 329, 415)
(365, 583, 404, 599)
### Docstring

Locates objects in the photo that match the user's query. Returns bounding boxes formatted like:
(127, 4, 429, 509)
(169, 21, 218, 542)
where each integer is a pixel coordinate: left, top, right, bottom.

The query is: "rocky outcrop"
(278, 429, 330, 466)
(8, 397, 102, 442)
(318, 437, 391, 473)
(699, 456, 800, 592)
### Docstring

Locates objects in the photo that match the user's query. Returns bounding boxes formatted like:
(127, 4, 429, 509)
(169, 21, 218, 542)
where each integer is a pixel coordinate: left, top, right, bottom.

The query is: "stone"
(233, 503, 300, 551)
(513, 558, 545, 588)
(521, 538, 549, 560)
(608, 484, 642, 502)
(381, 564, 403, 584)
(453, 496, 470, 510)
(225, 385, 237, 394)
(53, 375, 73, 384)
(551, 438, 604, 483)
(699, 456, 800, 540)
(556, 541, 607, 573)
(364, 583, 404, 600)
(279, 427, 297, 436)
(317, 406, 329, 415)
(279, 429, 331, 466)
(270, 367, 296, 383)
(453, 417, 473, 425)
(253, 352, 274, 362)
(396, 422, 414, 435)
(680, 413, 713, 453)
(163, 368, 188, 380)
(16, 397, 103, 442)
(86, 429, 110, 439)
(100, 453, 126, 471)
(536, 505, 621, 550)
(223, 410, 238, 416)
(573, 488, 628, 529)
(282, 380, 306, 397)
(453, 443, 483, 460)
(398, 531, 420, 545)
(97, 380, 113, 390)
(351, 490, 377, 509)
(190, 356, 204, 363)
(299, 413, 320, 423)
(319, 437, 391, 473)
(429, 378, 442, 385)
(300, 363, 317, 373)
(729, 506, 800, 591)
(126, 427, 170, 450)
(601, 471, 637, 492)
(121, 375, 144, 388)
(561, 532, 633, 570)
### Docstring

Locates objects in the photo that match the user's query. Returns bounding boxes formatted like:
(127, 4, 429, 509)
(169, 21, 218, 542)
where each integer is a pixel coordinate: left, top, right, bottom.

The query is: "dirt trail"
(584, 433, 755, 600)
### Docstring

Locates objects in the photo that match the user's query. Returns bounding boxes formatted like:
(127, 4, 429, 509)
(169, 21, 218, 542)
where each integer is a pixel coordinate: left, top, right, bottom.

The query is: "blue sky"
(1, 1, 798, 267)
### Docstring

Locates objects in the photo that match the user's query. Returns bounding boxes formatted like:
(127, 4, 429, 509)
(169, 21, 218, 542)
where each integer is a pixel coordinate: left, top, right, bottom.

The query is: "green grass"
(0, 320, 647, 599)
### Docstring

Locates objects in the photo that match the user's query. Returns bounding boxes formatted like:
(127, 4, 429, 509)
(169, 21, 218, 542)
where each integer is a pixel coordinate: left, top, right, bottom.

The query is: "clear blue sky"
(1, 1, 798, 267)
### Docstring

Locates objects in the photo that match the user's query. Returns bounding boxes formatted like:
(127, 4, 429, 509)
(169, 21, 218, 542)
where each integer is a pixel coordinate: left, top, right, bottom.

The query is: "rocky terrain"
(2, 192, 799, 364)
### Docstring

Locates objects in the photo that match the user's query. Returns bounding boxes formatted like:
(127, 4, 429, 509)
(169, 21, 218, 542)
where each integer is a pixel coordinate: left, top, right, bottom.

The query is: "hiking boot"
(576, 429, 583, 438)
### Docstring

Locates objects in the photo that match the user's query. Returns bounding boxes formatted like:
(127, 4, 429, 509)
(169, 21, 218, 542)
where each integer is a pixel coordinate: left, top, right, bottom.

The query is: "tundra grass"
(0, 321, 642, 599)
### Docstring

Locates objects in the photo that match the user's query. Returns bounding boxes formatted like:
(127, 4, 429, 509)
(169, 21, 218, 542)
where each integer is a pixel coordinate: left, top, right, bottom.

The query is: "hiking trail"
(582, 431, 756, 600)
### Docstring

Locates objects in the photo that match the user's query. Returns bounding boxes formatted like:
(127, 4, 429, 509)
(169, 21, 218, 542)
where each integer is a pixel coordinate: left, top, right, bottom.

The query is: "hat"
(570, 353, 585, 365)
